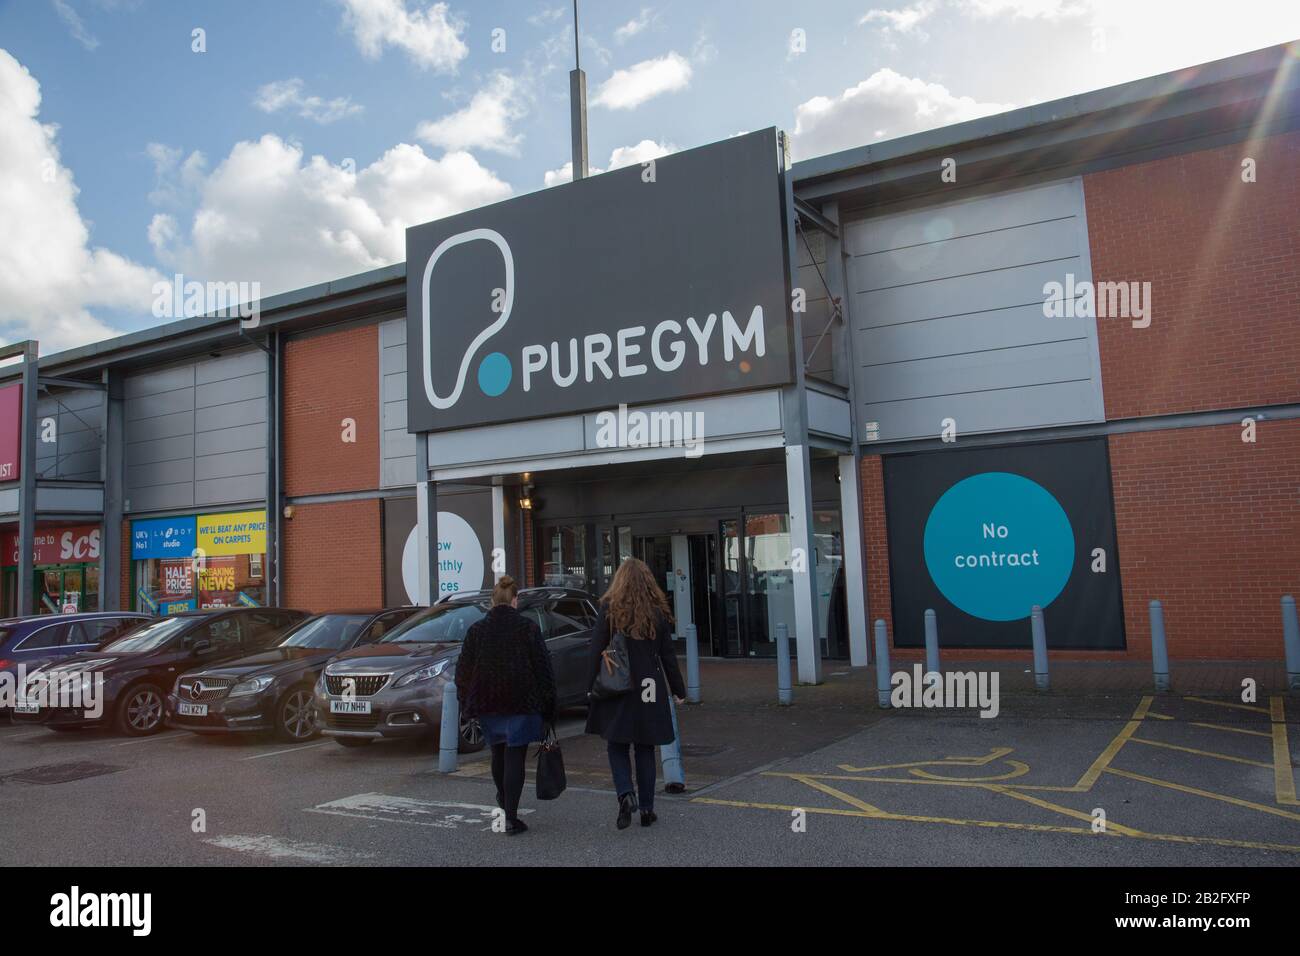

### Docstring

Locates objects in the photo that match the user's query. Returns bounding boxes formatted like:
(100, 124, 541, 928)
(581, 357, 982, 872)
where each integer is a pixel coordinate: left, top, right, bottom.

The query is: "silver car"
(314, 588, 598, 751)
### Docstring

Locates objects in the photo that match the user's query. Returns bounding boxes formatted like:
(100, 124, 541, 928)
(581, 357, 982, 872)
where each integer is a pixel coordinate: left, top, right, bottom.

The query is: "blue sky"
(1, 0, 1297, 352)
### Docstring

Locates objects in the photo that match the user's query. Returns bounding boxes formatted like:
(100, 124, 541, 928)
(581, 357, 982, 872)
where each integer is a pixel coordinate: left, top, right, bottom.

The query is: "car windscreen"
(379, 603, 486, 644)
(277, 614, 372, 651)
(100, 616, 190, 653)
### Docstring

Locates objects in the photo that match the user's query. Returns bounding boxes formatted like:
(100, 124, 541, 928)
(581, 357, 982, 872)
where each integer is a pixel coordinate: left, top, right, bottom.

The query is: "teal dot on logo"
(477, 352, 511, 397)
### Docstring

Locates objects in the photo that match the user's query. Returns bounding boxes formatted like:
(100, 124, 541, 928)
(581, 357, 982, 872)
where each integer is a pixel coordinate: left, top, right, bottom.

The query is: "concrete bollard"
(1149, 600, 1170, 692)
(775, 622, 793, 706)
(873, 619, 892, 709)
(685, 623, 701, 704)
(1030, 605, 1049, 692)
(1283, 595, 1300, 691)
(924, 609, 940, 677)
(660, 695, 685, 788)
(438, 680, 459, 773)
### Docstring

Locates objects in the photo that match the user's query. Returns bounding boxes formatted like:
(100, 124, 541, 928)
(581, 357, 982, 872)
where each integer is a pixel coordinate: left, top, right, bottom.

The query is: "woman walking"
(456, 575, 556, 835)
(586, 557, 687, 829)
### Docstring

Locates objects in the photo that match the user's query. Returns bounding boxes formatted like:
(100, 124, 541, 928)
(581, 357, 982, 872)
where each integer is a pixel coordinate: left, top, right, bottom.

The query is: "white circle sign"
(401, 511, 485, 603)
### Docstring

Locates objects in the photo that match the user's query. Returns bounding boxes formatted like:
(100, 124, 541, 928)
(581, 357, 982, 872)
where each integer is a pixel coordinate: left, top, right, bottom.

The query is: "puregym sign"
(405, 129, 793, 433)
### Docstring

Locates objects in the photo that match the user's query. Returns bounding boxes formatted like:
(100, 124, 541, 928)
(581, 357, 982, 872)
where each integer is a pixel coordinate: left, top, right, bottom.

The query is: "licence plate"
(14, 699, 38, 714)
(178, 702, 208, 717)
(330, 699, 371, 714)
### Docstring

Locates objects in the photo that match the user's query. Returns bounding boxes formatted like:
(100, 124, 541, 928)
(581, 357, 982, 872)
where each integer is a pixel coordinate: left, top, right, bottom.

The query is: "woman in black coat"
(456, 575, 556, 836)
(586, 557, 686, 830)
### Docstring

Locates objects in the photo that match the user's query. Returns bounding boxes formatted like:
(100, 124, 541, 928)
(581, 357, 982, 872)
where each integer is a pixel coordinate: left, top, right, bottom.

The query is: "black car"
(13, 607, 308, 736)
(165, 607, 421, 741)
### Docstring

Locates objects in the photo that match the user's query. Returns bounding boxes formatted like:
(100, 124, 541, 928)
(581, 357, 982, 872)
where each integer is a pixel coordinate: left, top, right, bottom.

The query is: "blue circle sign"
(477, 351, 512, 397)
(922, 472, 1075, 621)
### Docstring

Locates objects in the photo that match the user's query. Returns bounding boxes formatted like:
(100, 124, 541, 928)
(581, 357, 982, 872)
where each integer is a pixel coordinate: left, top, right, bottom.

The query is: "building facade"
(0, 43, 1295, 677)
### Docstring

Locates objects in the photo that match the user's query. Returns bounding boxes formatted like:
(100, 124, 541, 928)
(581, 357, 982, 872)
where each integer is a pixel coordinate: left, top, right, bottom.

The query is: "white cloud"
(415, 73, 526, 155)
(148, 134, 511, 297)
(960, 0, 1091, 18)
(543, 139, 678, 187)
(0, 49, 161, 353)
(591, 52, 692, 110)
(527, 6, 566, 27)
(791, 68, 1016, 159)
(337, 0, 468, 71)
(860, 1, 940, 35)
(614, 9, 654, 43)
(52, 0, 100, 50)
(145, 142, 207, 208)
(254, 78, 363, 124)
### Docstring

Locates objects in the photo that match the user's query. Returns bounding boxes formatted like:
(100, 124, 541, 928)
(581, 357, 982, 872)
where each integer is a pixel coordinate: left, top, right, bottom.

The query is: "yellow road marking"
(1128, 736, 1273, 768)
(1147, 712, 1173, 720)
(1183, 695, 1268, 714)
(1104, 767, 1300, 822)
(690, 796, 1300, 853)
(1190, 721, 1272, 739)
(1270, 697, 1298, 806)
(910, 760, 1031, 782)
(837, 747, 1012, 773)
(784, 774, 885, 816)
(1074, 695, 1152, 791)
(987, 785, 1145, 837)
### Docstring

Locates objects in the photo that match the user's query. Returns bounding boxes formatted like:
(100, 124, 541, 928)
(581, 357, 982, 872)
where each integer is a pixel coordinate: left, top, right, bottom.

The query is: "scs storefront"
(1, 525, 102, 616)
(131, 510, 268, 615)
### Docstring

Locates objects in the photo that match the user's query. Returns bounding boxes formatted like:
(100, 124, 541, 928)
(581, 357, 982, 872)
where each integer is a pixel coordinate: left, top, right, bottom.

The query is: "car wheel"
(458, 715, 485, 754)
(117, 683, 165, 736)
(334, 736, 372, 749)
(274, 686, 318, 742)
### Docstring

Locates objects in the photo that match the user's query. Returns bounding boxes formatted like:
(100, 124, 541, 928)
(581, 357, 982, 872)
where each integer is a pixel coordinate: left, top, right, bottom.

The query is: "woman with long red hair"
(585, 557, 686, 829)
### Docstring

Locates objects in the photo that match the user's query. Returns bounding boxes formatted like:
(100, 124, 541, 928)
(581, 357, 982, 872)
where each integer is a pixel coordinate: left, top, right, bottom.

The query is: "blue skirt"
(478, 713, 545, 746)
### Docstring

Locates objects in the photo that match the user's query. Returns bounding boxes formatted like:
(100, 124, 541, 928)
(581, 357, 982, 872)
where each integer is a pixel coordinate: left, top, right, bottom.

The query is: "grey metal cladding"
(123, 348, 267, 513)
(380, 318, 413, 487)
(795, 228, 835, 383)
(35, 390, 105, 480)
(847, 177, 1104, 443)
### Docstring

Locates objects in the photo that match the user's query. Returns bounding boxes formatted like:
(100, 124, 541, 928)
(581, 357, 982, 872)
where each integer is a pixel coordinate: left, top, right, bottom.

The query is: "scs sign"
(4, 525, 101, 566)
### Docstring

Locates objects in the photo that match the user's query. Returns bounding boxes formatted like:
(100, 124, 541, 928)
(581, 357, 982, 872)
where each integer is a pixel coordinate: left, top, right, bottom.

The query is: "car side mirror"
(191, 638, 212, 655)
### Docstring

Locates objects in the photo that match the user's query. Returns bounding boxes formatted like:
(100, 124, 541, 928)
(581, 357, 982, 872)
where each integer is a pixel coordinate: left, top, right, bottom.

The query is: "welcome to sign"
(405, 129, 794, 433)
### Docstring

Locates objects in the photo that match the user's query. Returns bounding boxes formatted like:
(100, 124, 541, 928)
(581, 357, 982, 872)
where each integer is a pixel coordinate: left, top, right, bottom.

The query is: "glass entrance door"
(35, 566, 87, 614)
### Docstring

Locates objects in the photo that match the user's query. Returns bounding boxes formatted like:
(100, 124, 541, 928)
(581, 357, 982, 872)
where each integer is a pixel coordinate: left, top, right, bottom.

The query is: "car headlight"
(229, 675, 274, 698)
(394, 660, 448, 687)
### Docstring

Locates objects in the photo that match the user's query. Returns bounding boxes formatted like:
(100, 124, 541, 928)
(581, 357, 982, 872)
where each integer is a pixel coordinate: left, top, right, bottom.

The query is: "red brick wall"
(283, 325, 380, 497)
(860, 454, 893, 639)
(1109, 418, 1300, 660)
(1084, 129, 1300, 420)
(282, 499, 383, 612)
(119, 518, 131, 611)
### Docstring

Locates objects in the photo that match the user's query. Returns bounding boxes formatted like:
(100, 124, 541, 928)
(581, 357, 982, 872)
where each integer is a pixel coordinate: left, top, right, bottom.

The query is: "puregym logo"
(418, 228, 768, 410)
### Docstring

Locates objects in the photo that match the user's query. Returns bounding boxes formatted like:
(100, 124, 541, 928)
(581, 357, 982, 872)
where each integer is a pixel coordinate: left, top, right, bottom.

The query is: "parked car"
(314, 587, 599, 752)
(0, 612, 151, 719)
(12, 608, 308, 736)
(165, 607, 421, 741)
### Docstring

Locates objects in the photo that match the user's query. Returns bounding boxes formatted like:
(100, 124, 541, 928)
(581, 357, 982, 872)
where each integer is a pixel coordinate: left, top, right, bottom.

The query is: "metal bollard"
(1283, 595, 1300, 691)
(924, 609, 940, 677)
(1149, 600, 1170, 692)
(873, 619, 892, 708)
(438, 681, 459, 773)
(685, 623, 701, 703)
(1030, 605, 1049, 692)
(775, 622, 793, 705)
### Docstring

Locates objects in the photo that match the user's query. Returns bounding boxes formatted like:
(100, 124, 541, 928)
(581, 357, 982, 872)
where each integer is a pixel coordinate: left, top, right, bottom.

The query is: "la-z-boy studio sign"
(405, 129, 794, 433)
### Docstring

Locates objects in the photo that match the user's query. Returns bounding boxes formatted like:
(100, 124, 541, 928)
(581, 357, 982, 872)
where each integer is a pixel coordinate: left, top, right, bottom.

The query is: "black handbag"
(589, 630, 632, 700)
(535, 724, 566, 800)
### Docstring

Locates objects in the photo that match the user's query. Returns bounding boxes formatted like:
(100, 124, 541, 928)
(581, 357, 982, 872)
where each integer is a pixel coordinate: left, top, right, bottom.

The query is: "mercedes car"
(314, 587, 598, 752)
(13, 607, 307, 736)
(165, 607, 420, 741)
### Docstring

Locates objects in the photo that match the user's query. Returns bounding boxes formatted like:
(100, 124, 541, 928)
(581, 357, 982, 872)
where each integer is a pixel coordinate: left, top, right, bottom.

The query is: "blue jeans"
(607, 741, 657, 811)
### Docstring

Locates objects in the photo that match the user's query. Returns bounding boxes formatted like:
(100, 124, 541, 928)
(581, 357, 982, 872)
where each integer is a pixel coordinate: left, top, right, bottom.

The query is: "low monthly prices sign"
(884, 438, 1125, 649)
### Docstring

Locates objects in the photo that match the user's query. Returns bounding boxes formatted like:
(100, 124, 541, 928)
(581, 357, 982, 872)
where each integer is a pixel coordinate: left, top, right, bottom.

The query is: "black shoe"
(640, 810, 657, 827)
(665, 782, 686, 794)
(504, 818, 528, 836)
(616, 793, 637, 830)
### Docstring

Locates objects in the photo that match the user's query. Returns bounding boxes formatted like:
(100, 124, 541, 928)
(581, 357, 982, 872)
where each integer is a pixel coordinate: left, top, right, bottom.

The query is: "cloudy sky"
(2, 0, 1297, 353)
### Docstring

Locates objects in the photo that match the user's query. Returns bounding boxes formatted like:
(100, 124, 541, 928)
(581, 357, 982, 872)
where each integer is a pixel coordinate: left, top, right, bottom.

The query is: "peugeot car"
(314, 587, 598, 752)
(165, 607, 421, 741)
(13, 607, 307, 736)
(0, 612, 150, 719)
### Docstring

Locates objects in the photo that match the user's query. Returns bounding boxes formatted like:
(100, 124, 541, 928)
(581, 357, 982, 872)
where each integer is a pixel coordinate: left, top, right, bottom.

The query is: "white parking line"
(111, 731, 189, 747)
(242, 742, 330, 761)
(203, 834, 375, 864)
(307, 791, 531, 829)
